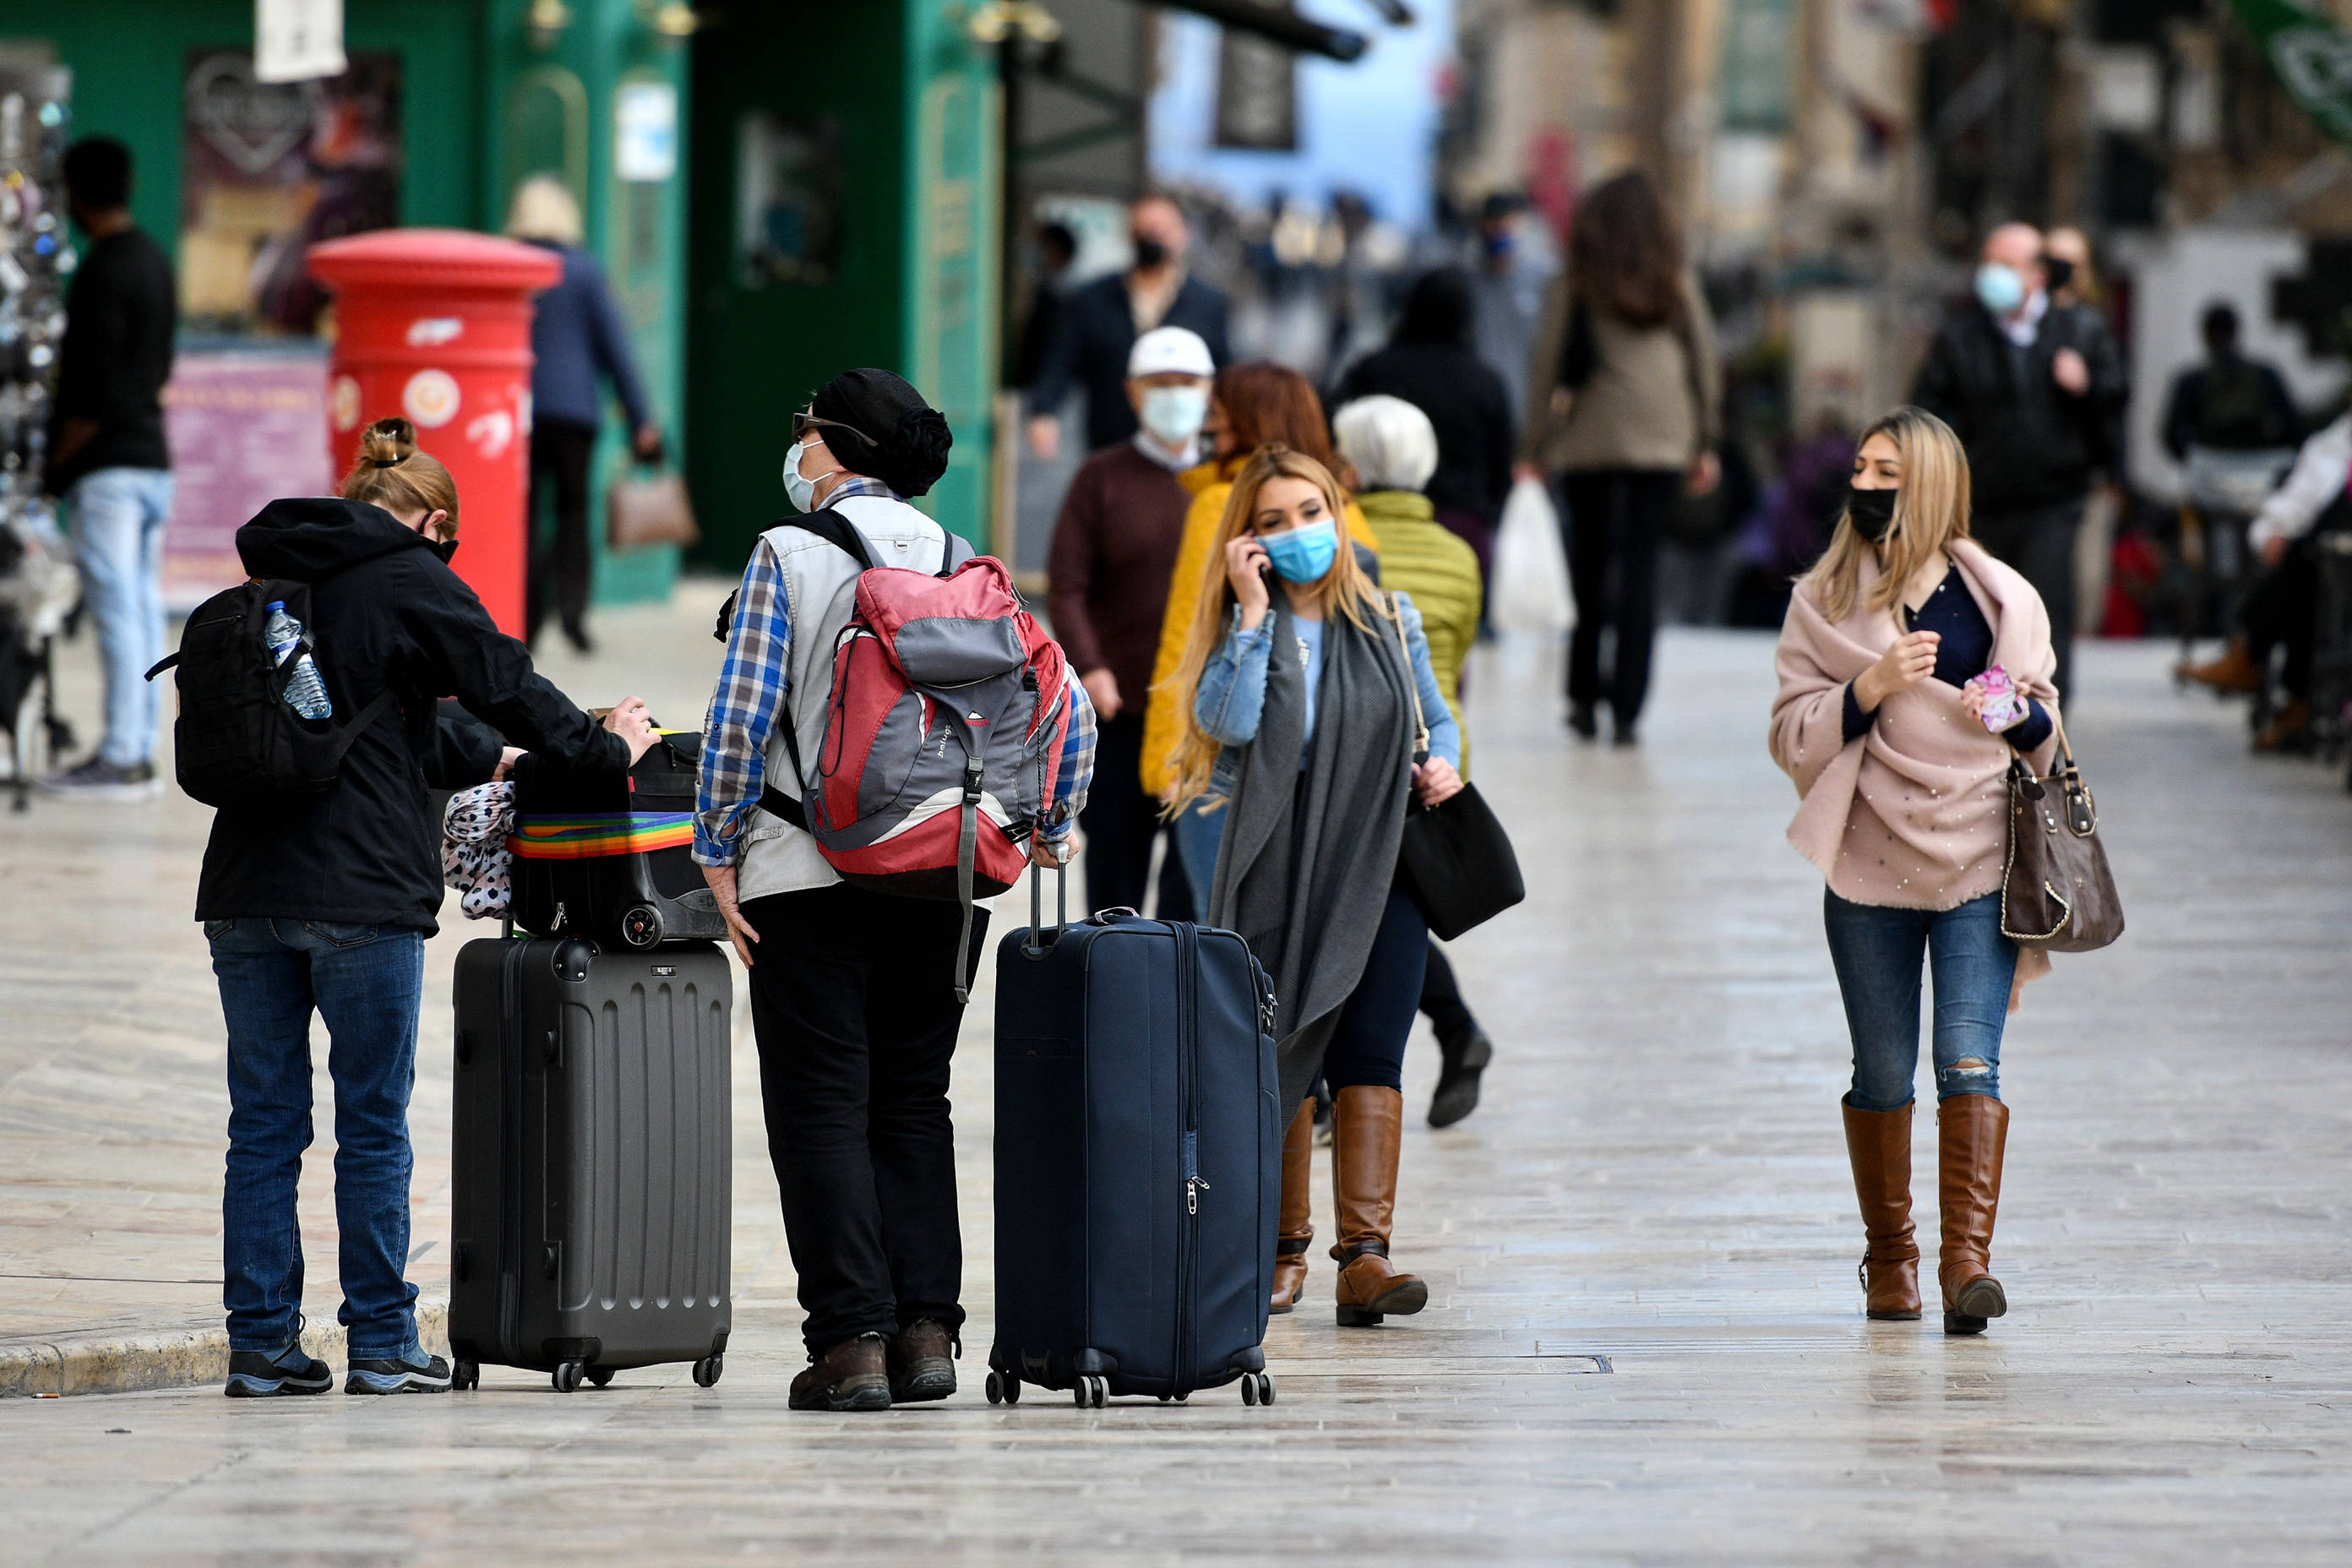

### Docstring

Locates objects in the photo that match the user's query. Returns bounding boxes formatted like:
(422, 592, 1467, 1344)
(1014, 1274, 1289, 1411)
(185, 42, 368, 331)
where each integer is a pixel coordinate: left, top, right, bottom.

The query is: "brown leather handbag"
(606, 467, 699, 552)
(1999, 716, 2123, 952)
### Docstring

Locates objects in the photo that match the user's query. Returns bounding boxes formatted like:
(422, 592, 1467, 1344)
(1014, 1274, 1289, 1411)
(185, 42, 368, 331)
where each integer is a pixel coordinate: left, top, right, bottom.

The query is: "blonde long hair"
(1161, 445, 1381, 814)
(1799, 405, 1972, 624)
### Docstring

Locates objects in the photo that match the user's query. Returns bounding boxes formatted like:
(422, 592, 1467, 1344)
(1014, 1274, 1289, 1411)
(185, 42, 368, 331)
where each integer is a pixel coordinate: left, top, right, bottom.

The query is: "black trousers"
(2243, 536, 2322, 700)
(1972, 498, 2085, 702)
(1560, 469, 1678, 724)
(1320, 886, 1429, 1093)
(527, 419, 598, 645)
(741, 883, 988, 1354)
(1418, 939, 1475, 1042)
(1078, 712, 1195, 920)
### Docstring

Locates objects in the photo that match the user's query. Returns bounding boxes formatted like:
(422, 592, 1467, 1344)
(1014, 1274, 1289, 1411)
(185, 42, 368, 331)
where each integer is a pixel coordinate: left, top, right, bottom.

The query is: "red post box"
(307, 231, 563, 637)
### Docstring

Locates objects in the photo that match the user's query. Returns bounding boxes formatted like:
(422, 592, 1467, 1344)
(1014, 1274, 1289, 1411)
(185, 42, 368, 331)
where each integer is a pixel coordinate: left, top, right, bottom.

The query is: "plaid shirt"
(695, 487, 1096, 866)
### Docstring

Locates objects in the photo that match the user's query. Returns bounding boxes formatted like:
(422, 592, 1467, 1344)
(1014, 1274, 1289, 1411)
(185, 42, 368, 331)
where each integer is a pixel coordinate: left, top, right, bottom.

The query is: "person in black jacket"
(199, 418, 655, 1399)
(1911, 223, 2127, 700)
(1331, 266, 1516, 581)
(1023, 194, 1232, 459)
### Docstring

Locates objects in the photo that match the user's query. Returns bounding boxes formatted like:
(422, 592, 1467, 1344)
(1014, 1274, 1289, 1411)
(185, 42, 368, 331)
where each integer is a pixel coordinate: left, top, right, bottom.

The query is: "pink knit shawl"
(1769, 539, 2062, 997)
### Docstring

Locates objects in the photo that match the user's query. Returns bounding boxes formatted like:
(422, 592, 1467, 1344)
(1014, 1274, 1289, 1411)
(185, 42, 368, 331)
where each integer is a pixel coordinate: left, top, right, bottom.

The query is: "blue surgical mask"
(1260, 519, 1338, 584)
(1974, 262, 2026, 316)
(1138, 385, 1209, 447)
(781, 438, 827, 514)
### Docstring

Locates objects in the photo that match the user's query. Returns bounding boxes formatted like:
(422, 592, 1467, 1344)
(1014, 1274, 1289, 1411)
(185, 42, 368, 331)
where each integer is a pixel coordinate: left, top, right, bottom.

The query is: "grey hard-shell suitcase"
(447, 934, 733, 1392)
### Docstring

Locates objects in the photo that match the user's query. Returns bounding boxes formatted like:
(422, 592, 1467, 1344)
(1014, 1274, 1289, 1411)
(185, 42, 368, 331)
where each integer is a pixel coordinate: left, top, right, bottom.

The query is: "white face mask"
(781, 438, 831, 514)
(1138, 384, 1209, 448)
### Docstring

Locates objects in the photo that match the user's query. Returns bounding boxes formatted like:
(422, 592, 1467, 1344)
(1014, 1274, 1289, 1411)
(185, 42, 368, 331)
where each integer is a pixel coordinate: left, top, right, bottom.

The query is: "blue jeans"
(1823, 890, 2016, 1112)
(1174, 798, 1224, 906)
(67, 468, 173, 766)
(207, 917, 427, 1357)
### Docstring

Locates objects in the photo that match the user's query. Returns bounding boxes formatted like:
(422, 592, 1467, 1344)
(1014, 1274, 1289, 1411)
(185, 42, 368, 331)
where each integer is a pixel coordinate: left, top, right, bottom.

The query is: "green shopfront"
(0, 0, 999, 606)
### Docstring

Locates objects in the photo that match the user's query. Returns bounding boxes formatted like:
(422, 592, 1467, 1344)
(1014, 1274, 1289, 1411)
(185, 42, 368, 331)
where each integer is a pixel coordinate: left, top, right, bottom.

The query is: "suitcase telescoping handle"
(1021, 863, 1070, 957)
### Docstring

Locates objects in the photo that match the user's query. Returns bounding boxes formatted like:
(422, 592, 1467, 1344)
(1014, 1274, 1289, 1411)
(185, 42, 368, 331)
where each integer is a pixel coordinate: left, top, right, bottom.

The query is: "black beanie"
(810, 368, 953, 498)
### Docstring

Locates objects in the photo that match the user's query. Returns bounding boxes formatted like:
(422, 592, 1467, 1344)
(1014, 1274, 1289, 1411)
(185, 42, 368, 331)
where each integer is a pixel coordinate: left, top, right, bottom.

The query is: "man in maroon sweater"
(1046, 326, 1217, 918)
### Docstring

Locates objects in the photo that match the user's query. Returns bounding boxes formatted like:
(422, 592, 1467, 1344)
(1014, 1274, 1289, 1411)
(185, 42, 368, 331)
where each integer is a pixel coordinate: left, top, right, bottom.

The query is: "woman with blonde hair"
(1170, 444, 1462, 1326)
(1768, 406, 2060, 1337)
(504, 174, 664, 653)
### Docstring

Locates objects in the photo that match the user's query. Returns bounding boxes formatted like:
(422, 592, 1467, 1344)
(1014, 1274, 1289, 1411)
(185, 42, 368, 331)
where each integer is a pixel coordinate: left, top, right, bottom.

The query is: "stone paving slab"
(3, 605, 2350, 1562)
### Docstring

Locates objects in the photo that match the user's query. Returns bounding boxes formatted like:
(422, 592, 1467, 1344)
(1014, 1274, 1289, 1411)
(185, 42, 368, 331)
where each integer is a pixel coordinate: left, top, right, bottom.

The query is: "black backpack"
(144, 579, 395, 807)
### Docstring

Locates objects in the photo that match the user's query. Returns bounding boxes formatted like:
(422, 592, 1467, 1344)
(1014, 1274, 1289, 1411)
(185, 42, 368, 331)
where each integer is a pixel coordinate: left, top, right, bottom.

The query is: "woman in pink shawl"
(1768, 406, 2061, 1337)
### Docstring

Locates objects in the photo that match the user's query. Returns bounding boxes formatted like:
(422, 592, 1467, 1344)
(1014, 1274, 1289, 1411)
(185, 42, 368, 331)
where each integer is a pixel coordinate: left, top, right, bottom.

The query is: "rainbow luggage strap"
(509, 811, 695, 860)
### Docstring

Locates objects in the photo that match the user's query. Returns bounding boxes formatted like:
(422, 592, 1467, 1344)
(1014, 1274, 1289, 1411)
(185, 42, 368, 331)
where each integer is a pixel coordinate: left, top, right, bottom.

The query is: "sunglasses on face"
(792, 410, 872, 449)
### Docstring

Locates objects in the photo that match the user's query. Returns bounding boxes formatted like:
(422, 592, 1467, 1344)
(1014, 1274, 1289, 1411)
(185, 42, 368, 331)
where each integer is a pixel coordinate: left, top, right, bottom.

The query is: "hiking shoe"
(36, 758, 160, 801)
(887, 1320, 958, 1403)
(788, 1333, 890, 1412)
(224, 1340, 334, 1398)
(345, 1349, 453, 1395)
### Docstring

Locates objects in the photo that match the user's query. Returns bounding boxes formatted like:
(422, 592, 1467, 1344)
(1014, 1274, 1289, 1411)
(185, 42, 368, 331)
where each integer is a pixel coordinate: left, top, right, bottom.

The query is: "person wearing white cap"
(1044, 325, 1217, 918)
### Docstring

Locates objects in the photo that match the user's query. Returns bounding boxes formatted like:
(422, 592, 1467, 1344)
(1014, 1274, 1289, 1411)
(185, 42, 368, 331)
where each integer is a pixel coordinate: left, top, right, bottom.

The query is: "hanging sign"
(2230, 0, 2352, 144)
(615, 80, 678, 182)
(255, 0, 346, 84)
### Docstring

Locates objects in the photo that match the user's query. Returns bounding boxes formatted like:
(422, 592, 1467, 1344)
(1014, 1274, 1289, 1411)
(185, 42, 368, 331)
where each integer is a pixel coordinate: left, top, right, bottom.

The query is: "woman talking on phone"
(1768, 406, 2060, 1337)
(1165, 444, 1461, 1328)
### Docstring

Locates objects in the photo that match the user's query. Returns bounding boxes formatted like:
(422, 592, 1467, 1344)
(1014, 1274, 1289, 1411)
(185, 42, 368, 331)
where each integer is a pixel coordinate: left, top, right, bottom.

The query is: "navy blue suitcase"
(985, 869, 1282, 1408)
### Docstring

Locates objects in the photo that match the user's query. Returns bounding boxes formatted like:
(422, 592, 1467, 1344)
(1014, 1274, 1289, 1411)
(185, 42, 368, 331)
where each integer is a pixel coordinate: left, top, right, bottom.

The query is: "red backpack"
(754, 514, 1072, 998)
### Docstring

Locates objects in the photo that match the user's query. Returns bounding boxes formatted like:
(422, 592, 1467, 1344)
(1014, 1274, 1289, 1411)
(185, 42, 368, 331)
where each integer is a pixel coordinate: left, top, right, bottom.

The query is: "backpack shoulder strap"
(780, 508, 876, 570)
(938, 529, 976, 579)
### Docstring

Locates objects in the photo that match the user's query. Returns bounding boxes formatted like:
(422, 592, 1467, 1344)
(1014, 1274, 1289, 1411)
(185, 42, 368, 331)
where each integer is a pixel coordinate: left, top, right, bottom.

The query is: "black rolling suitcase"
(985, 869, 1282, 1409)
(509, 732, 729, 949)
(447, 933, 733, 1393)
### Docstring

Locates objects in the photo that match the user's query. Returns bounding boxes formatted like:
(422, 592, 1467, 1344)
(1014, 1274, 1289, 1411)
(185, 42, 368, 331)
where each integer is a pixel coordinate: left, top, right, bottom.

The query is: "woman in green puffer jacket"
(1333, 394, 1496, 1128)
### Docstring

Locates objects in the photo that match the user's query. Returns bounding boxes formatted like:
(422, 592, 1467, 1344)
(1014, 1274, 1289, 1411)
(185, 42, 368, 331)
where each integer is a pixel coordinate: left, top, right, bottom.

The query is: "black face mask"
(1846, 483, 1898, 542)
(1131, 234, 1169, 270)
(2042, 254, 2076, 292)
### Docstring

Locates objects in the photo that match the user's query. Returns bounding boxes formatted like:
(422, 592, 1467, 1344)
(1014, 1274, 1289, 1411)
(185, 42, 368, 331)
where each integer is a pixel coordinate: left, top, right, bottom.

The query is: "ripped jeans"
(1824, 890, 2015, 1111)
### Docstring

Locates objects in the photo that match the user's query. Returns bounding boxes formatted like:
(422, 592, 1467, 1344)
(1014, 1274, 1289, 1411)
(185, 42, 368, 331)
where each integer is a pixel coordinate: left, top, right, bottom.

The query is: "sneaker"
(345, 1348, 454, 1395)
(886, 1320, 958, 1404)
(224, 1339, 334, 1398)
(36, 758, 161, 801)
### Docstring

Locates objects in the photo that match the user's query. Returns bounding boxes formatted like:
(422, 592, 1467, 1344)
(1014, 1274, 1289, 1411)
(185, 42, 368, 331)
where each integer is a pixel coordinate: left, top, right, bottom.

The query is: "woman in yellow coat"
(1144, 363, 1376, 896)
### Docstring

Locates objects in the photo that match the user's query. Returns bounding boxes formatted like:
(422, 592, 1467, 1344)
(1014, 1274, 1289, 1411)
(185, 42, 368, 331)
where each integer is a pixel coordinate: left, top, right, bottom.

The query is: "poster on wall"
(736, 112, 840, 286)
(160, 351, 333, 611)
(178, 47, 400, 335)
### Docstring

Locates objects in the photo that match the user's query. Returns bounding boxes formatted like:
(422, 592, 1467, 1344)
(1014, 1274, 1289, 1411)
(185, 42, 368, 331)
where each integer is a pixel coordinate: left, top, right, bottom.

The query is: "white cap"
(1127, 325, 1215, 380)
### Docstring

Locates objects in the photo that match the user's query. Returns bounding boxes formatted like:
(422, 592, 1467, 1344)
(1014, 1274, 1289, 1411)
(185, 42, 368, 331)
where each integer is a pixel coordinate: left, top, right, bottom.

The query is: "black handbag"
(1385, 599, 1525, 941)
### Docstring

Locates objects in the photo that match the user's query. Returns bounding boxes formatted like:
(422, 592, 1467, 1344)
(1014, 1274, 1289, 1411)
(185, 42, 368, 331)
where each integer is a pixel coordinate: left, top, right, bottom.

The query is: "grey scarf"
(1207, 597, 1414, 1114)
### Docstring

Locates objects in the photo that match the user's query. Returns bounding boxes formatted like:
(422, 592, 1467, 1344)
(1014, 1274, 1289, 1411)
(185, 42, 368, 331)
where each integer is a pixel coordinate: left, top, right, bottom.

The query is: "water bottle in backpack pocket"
(263, 601, 334, 720)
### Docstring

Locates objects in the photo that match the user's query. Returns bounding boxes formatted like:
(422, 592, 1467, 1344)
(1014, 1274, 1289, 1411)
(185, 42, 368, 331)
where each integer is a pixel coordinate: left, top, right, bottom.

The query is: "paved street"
(4, 593, 2350, 1564)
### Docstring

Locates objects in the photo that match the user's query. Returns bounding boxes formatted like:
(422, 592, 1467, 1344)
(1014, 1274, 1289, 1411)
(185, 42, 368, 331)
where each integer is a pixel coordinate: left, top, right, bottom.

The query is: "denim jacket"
(1194, 591, 1462, 796)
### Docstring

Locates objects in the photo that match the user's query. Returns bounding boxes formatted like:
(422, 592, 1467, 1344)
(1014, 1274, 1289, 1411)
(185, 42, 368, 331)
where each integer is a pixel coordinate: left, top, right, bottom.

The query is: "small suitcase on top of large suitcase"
(447, 933, 733, 1393)
(986, 868, 1282, 1409)
(508, 732, 728, 950)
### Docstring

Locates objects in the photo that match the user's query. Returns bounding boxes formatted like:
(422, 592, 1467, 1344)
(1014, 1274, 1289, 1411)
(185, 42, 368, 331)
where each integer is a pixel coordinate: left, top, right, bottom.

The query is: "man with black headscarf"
(694, 368, 1097, 1413)
(1331, 267, 1517, 580)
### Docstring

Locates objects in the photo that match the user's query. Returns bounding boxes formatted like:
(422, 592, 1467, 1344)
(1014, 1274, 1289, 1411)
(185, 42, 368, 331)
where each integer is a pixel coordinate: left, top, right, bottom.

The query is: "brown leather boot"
(1938, 1094, 2011, 1336)
(1841, 1098, 1921, 1320)
(2253, 698, 2311, 753)
(1271, 1098, 1315, 1314)
(1328, 1086, 1428, 1327)
(788, 1333, 890, 1411)
(886, 1319, 956, 1403)
(2176, 638, 2262, 694)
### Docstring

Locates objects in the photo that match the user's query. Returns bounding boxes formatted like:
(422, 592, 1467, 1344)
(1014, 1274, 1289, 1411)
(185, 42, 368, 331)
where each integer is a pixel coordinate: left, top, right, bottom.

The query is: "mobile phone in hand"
(1968, 664, 2024, 732)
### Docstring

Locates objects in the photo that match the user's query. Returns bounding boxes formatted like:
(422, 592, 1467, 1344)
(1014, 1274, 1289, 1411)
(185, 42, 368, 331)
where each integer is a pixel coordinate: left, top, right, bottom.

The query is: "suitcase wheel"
(585, 1366, 613, 1389)
(622, 904, 663, 949)
(552, 1360, 584, 1394)
(451, 1359, 479, 1392)
(1070, 1375, 1106, 1409)
(1241, 1374, 1257, 1407)
(692, 1354, 724, 1389)
(1256, 1372, 1275, 1407)
(984, 1368, 1020, 1405)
